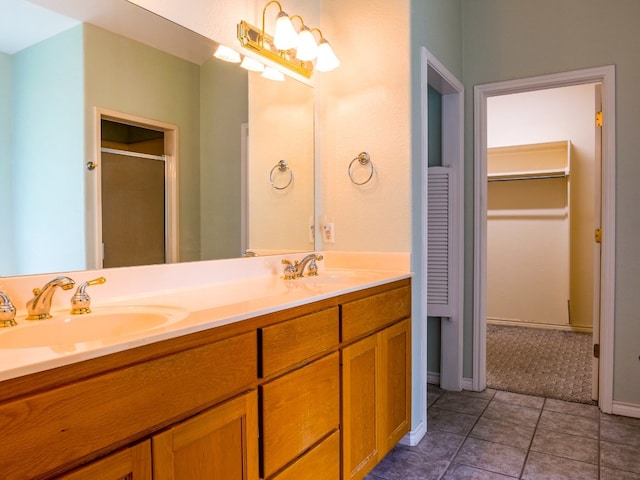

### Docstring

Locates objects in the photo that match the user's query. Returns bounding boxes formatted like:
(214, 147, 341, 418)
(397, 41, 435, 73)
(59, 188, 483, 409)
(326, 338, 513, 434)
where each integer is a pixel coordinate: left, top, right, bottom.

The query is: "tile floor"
(365, 384, 640, 480)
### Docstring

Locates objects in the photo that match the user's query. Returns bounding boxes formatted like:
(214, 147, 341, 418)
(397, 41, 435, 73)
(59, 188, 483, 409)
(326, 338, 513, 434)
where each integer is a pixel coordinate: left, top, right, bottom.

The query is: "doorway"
(88, 108, 179, 270)
(473, 66, 616, 412)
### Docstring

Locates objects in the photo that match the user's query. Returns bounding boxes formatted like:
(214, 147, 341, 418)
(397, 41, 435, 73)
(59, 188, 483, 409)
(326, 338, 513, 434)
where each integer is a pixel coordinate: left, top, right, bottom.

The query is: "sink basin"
(0, 305, 188, 349)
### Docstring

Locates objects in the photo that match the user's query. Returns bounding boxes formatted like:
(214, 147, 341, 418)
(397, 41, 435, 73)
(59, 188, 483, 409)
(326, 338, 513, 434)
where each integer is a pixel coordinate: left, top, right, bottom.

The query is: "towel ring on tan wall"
(270, 160, 294, 190)
(348, 152, 374, 185)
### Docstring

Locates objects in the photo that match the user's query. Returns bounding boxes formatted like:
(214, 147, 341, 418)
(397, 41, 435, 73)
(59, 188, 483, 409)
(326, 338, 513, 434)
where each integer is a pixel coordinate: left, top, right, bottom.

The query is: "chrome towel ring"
(348, 152, 374, 185)
(270, 160, 294, 190)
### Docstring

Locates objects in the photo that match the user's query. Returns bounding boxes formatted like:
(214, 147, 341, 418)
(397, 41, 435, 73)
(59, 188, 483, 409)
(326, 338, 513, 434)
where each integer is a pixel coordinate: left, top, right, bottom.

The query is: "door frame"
(472, 66, 616, 412)
(87, 108, 179, 269)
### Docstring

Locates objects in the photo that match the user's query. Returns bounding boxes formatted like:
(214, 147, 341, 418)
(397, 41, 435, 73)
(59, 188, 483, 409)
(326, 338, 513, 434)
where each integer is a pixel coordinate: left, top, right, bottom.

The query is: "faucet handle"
(282, 259, 297, 280)
(0, 291, 17, 328)
(71, 277, 106, 315)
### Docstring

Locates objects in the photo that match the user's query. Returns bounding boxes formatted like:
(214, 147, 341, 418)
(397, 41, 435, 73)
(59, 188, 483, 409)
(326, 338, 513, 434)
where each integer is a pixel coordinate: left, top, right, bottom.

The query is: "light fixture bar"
(237, 20, 313, 78)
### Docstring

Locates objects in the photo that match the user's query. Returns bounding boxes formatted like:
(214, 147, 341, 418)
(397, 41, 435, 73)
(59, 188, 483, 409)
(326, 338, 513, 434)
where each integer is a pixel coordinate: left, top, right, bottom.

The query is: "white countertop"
(0, 262, 411, 382)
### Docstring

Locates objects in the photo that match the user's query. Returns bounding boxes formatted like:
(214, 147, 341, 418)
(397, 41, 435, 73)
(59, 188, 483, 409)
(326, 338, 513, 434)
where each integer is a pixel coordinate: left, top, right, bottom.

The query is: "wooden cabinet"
(55, 441, 151, 480)
(341, 286, 412, 480)
(152, 391, 258, 480)
(0, 279, 410, 480)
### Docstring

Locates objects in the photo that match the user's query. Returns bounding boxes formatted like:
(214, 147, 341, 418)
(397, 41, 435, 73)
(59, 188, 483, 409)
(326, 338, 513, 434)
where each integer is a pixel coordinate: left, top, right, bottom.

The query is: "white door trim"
(472, 66, 616, 412)
(422, 47, 465, 392)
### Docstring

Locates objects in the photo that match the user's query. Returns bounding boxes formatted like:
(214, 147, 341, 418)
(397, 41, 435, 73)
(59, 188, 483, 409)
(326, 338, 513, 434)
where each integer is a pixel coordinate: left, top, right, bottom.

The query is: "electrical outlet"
(323, 223, 335, 244)
(308, 216, 315, 243)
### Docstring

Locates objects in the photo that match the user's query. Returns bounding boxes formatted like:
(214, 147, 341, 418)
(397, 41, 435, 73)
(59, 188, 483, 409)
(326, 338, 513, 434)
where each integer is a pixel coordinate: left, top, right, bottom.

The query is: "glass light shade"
(296, 27, 318, 61)
(262, 66, 285, 81)
(213, 45, 241, 63)
(273, 12, 298, 50)
(240, 56, 265, 72)
(315, 39, 340, 72)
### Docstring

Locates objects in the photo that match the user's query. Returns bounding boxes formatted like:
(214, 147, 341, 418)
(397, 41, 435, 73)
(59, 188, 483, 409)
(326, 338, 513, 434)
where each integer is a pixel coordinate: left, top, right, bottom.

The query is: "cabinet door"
(152, 390, 258, 480)
(341, 334, 382, 480)
(55, 441, 151, 480)
(380, 318, 412, 457)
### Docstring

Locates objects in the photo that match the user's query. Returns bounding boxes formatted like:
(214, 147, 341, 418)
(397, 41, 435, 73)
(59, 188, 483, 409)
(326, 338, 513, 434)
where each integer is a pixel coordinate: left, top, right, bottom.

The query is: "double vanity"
(0, 253, 412, 480)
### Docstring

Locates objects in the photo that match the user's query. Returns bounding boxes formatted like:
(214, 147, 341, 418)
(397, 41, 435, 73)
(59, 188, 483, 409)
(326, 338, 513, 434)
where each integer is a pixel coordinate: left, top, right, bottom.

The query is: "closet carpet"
(487, 324, 593, 404)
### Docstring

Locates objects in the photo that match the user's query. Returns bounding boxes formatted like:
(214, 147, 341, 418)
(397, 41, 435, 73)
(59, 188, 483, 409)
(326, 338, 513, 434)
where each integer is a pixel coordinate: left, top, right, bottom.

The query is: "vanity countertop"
(0, 265, 411, 382)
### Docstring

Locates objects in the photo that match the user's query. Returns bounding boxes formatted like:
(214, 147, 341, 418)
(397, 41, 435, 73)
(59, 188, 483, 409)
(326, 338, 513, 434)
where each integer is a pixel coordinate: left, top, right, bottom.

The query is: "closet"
(487, 140, 571, 326)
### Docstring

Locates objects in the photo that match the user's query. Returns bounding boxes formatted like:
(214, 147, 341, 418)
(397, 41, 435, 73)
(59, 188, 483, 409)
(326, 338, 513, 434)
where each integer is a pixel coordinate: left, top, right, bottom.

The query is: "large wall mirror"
(0, 0, 315, 278)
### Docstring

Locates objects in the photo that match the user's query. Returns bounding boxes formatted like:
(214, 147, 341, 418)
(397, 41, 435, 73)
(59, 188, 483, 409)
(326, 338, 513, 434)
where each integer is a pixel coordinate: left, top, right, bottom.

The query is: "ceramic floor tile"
(411, 430, 466, 461)
(434, 392, 489, 416)
(428, 406, 479, 435)
(600, 418, 640, 447)
(530, 428, 598, 464)
(493, 390, 544, 409)
(543, 398, 599, 418)
(469, 416, 535, 450)
(601, 440, 640, 473)
(601, 413, 640, 427)
(444, 463, 518, 479)
(456, 389, 497, 400)
(482, 400, 541, 427)
(537, 409, 598, 439)
(368, 449, 450, 480)
(522, 451, 598, 480)
(453, 437, 527, 478)
(600, 466, 640, 480)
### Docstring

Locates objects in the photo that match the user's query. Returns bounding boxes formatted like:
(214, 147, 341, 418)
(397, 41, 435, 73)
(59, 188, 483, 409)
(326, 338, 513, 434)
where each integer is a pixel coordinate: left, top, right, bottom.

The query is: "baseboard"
(488, 318, 593, 333)
(612, 400, 640, 419)
(427, 371, 440, 385)
(400, 420, 426, 446)
(462, 377, 474, 391)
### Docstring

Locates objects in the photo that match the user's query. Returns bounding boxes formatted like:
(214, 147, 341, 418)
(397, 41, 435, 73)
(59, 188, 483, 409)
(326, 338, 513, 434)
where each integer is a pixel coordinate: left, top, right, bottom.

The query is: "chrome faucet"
(293, 253, 324, 277)
(70, 277, 106, 314)
(26, 276, 75, 320)
(0, 291, 17, 327)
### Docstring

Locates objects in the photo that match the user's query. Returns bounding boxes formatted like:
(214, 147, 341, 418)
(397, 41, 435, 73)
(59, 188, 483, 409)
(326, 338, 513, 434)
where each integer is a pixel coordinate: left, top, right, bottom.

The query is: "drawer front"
(341, 285, 411, 341)
(271, 431, 340, 480)
(261, 352, 340, 478)
(260, 307, 339, 377)
(0, 331, 257, 480)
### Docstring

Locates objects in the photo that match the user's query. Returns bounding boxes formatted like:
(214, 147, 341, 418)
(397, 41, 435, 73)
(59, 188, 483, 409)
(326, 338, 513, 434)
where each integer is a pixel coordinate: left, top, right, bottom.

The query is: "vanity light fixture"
(213, 44, 241, 63)
(262, 66, 285, 81)
(237, 0, 339, 79)
(240, 56, 265, 72)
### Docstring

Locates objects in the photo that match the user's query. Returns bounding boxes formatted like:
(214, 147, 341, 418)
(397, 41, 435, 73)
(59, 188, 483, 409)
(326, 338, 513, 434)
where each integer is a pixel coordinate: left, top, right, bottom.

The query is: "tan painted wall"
(487, 85, 596, 329)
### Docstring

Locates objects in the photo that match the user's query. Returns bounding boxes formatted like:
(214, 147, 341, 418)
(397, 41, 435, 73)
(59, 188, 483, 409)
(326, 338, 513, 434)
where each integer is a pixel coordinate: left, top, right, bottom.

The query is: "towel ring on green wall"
(270, 160, 294, 190)
(348, 152, 374, 185)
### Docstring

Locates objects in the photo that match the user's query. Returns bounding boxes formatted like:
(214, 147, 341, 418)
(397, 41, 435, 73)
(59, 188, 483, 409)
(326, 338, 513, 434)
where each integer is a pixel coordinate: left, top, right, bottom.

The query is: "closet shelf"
(487, 168, 569, 182)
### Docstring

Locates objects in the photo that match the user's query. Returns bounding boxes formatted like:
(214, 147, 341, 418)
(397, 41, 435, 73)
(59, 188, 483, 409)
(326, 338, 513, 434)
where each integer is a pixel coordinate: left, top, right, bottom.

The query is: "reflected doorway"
(93, 110, 179, 269)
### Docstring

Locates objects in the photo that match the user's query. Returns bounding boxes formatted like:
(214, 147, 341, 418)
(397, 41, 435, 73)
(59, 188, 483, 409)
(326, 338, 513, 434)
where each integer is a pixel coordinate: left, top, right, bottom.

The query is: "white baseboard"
(427, 372, 440, 385)
(400, 420, 426, 446)
(462, 377, 474, 391)
(488, 318, 592, 333)
(612, 400, 640, 419)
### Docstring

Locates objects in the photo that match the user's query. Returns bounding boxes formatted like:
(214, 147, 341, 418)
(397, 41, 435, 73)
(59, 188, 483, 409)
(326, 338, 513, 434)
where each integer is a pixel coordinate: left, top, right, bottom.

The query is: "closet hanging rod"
(488, 172, 567, 182)
(101, 147, 166, 161)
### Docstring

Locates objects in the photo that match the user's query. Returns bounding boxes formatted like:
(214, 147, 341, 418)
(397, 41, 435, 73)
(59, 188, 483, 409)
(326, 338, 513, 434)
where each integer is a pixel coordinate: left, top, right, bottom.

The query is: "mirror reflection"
(0, 0, 314, 277)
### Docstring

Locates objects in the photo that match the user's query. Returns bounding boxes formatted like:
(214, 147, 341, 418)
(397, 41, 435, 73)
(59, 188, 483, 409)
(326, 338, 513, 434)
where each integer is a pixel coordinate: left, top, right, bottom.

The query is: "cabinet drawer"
(271, 431, 340, 480)
(260, 307, 339, 377)
(341, 285, 411, 341)
(261, 352, 340, 478)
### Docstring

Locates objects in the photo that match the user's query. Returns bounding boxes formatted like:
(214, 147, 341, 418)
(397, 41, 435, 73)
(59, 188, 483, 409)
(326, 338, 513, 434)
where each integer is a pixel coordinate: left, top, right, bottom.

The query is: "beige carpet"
(486, 324, 594, 404)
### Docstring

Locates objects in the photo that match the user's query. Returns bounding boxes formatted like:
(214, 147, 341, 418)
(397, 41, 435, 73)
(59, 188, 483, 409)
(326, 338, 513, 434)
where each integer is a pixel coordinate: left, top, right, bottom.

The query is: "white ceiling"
(0, 0, 218, 64)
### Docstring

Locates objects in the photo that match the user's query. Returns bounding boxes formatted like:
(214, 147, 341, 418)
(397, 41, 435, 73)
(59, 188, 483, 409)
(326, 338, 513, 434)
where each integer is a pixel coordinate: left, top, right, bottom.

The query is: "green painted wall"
(199, 58, 248, 260)
(83, 24, 202, 263)
(461, 0, 640, 403)
(12, 25, 84, 275)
